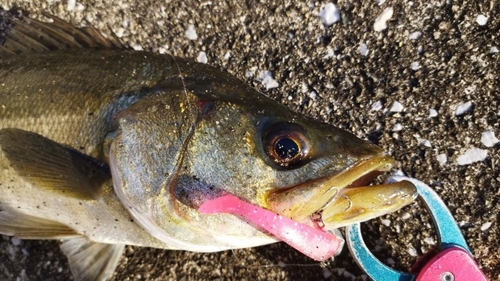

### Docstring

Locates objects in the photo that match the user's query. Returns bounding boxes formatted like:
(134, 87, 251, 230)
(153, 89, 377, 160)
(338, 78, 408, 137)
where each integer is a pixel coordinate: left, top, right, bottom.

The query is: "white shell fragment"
(476, 15, 488, 26)
(456, 148, 488, 165)
(11, 238, 22, 246)
(407, 246, 417, 257)
(196, 51, 208, 64)
(428, 108, 438, 118)
(185, 25, 198, 40)
(455, 101, 473, 116)
(381, 219, 391, 226)
(481, 222, 492, 231)
(319, 3, 340, 26)
(392, 123, 403, 131)
(257, 71, 279, 90)
(131, 44, 143, 51)
(408, 31, 422, 40)
(358, 43, 369, 56)
(374, 7, 393, 32)
(371, 100, 383, 111)
(389, 101, 404, 112)
(421, 140, 432, 148)
(481, 130, 499, 147)
(436, 154, 447, 166)
(424, 237, 436, 245)
(67, 0, 76, 11)
(410, 61, 420, 71)
(401, 212, 411, 220)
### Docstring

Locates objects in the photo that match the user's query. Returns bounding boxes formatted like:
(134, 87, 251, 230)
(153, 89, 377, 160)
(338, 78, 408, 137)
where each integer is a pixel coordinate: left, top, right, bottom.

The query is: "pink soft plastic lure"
(199, 194, 341, 261)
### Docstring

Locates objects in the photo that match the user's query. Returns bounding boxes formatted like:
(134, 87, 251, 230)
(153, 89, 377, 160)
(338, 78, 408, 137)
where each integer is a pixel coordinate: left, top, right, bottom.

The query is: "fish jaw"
(266, 155, 418, 229)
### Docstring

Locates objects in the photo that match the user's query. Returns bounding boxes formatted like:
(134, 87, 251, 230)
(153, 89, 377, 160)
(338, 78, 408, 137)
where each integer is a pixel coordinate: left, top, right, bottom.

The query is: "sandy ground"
(0, 0, 498, 280)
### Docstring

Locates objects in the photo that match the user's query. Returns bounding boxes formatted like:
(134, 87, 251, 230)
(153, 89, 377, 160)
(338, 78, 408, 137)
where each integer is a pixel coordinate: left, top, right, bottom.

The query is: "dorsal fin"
(0, 8, 127, 55)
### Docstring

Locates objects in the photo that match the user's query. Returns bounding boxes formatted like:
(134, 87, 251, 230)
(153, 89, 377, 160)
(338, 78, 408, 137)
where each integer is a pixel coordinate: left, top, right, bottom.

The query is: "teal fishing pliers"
(345, 175, 488, 281)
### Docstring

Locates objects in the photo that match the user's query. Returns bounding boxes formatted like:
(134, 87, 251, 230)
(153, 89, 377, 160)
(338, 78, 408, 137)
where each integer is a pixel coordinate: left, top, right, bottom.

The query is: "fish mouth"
(266, 155, 418, 229)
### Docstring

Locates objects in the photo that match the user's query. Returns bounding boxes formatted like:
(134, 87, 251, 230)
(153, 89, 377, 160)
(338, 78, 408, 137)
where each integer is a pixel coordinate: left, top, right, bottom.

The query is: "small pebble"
(257, 71, 279, 90)
(197, 51, 208, 64)
(358, 43, 369, 56)
(131, 44, 143, 51)
(67, 0, 76, 11)
(11, 238, 22, 246)
(319, 3, 340, 26)
(481, 130, 499, 147)
(323, 268, 333, 278)
(381, 219, 391, 226)
(408, 31, 422, 40)
(374, 7, 393, 32)
(424, 237, 436, 245)
(392, 123, 403, 131)
(421, 140, 432, 148)
(456, 148, 488, 165)
(407, 246, 417, 257)
(389, 101, 404, 112)
(401, 213, 411, 220)
(437, 154, 447, 166)
(428, 108, 438, 118)
(185, 25, 198, 40)
(481, 222, 492, 231)
(455, 101, 473, 116)
(410, 61, 420, 70)
(371, 100, 383, 111)
(476, 15, 488, 26)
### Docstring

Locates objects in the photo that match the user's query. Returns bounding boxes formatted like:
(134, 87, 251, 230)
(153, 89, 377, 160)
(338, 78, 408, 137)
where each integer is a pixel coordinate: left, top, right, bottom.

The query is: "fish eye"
(262, 123, 310, 168)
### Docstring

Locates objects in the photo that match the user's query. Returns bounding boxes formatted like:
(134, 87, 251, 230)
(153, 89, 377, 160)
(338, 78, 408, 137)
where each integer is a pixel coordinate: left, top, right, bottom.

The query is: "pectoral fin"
(0, 128, 110, 200)
(61, 237, 125, 281)
(0, 206, 79, 239)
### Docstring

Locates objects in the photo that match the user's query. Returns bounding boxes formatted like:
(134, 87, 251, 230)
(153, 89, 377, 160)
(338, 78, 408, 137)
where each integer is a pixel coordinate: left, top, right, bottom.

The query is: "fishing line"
(228, 248, 334, 269)
(169, 54, 190, 100)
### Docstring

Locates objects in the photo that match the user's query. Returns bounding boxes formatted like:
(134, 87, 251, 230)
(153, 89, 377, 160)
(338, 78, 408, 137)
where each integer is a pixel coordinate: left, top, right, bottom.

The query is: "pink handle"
(199, 194, 341, 261)
(416, 247, 488, 281)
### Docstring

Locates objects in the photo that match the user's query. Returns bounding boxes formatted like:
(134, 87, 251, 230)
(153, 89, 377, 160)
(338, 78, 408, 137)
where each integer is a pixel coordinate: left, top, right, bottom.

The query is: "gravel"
(1, 1, 499, 280)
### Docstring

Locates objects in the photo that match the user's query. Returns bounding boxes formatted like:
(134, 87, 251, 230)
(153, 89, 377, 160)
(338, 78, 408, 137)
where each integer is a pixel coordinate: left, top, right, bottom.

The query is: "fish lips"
(266, 155, 418, 229)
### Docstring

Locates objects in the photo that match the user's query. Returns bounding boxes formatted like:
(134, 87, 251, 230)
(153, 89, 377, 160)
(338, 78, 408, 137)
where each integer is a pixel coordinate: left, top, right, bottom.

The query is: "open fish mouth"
(265, 155, 418, 229)
(198, 155, 417, 261)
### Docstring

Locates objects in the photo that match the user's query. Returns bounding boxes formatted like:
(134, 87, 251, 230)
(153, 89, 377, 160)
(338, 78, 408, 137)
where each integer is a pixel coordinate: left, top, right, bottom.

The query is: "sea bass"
(0, 10, 417, 280)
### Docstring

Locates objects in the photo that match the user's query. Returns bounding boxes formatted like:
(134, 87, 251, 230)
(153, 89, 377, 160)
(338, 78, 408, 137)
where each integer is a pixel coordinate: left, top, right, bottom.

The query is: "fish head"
(180, 75, 417, 230)
(108, 67, 417, 250)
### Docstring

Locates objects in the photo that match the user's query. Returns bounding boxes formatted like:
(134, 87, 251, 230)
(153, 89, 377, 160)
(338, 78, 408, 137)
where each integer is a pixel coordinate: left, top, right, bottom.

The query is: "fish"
(0, 9, 417, 281)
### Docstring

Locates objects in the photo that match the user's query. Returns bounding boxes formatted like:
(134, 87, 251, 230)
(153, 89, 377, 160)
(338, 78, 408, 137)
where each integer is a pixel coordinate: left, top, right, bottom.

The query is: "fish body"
(0, 11, 417, 280)
(0, 49, 283, 248)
